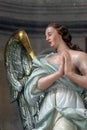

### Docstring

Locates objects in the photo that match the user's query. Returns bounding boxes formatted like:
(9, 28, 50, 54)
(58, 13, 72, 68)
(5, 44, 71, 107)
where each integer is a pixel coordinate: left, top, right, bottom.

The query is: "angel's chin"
(50, 43, 54, 47)
(50, 44, 56, 49)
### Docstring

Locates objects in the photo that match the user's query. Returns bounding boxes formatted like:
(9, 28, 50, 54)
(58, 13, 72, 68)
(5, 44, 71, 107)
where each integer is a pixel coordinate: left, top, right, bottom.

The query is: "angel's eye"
(48, 32, 52, 36)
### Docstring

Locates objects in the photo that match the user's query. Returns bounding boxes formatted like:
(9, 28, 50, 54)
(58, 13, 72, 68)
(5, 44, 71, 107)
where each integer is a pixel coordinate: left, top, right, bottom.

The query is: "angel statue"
(5, 22, 87, 130)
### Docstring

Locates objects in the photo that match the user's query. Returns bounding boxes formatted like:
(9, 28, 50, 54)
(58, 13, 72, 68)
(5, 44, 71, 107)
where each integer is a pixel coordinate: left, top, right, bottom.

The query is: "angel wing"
(4, 29, 36, 130)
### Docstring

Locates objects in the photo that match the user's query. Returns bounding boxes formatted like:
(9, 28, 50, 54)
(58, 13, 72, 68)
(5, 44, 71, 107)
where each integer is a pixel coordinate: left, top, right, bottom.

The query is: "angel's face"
(45, 27, 61, 49)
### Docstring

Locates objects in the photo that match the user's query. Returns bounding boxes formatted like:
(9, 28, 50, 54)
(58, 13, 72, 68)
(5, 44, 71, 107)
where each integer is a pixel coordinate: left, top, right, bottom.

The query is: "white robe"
(24, 53, 87, 130)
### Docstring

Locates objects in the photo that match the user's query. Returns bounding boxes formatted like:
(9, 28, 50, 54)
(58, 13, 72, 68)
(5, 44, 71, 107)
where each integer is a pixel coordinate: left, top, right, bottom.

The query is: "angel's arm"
(37, 56, 64, 90)
(63, 51, 87, 89)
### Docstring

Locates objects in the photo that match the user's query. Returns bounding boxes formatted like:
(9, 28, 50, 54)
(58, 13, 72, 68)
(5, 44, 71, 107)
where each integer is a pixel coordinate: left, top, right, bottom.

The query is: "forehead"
(45, 27, 56, 34)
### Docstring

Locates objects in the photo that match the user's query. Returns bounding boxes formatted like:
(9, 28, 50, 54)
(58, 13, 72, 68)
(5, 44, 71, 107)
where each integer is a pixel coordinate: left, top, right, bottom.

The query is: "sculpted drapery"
(24, 53, 87, 130)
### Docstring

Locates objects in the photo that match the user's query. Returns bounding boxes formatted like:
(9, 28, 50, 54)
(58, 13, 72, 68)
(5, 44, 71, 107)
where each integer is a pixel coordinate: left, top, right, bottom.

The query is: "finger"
(60, 55, 64, 65)
(64, 51, 71, 63)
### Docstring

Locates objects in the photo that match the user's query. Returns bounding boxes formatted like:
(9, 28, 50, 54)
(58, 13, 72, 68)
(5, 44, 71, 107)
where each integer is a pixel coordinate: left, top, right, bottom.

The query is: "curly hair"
(46, 23, 82, 51)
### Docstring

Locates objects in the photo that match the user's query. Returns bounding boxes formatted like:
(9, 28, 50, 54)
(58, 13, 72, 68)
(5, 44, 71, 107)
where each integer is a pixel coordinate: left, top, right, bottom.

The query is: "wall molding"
(0, 16, 87, 36)
(0, 1, 87, 21)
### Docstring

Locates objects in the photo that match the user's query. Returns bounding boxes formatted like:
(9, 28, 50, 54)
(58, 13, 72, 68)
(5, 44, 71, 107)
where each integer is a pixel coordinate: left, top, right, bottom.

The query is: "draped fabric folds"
(24, 53, 87, 130)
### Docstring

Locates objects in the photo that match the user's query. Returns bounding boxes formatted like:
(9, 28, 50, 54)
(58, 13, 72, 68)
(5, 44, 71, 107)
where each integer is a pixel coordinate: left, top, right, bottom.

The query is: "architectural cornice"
(0, 1, 87, 14)
(0, 1, 87, 21)
(0, 1, 87, 36)
(0, 16, 87, 36)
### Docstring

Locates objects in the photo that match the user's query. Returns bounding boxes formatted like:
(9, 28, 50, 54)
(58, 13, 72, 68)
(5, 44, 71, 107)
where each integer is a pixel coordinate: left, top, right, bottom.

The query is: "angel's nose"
(46, 36, 49, 41)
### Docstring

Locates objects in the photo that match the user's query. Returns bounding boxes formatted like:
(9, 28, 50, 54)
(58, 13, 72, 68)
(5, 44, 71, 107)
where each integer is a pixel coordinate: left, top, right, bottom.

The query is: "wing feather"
(5, 34, 32, 102)
(4, 30, 36, 129)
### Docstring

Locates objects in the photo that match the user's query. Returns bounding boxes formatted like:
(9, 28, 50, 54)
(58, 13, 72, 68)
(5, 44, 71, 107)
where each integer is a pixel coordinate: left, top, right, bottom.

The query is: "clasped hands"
(58, 50, 73, 77)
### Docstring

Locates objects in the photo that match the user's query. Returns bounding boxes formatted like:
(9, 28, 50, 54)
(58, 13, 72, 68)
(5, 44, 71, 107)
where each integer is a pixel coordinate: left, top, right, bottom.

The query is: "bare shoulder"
(70, 50, 87, 59)
(77, 51, 87, 61)
(75, 51, 87, 75)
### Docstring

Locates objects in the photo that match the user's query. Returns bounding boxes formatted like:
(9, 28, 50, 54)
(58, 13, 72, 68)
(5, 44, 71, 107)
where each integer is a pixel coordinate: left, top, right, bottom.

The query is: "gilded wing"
(4, 29, 36, 130)
(4, 29, 35, 102)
